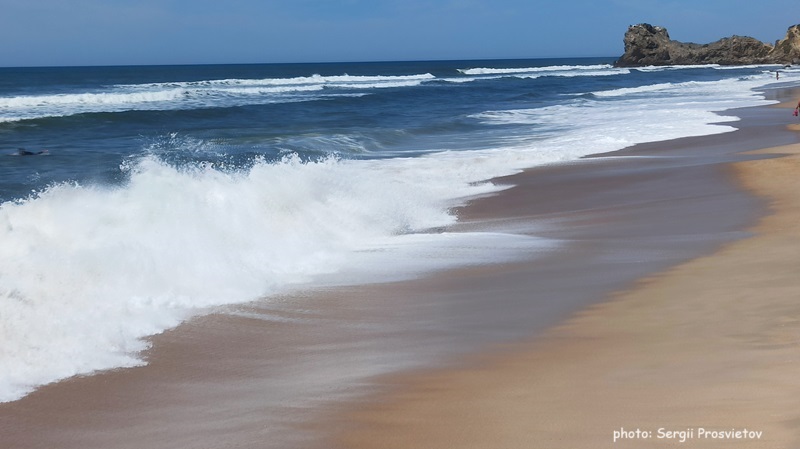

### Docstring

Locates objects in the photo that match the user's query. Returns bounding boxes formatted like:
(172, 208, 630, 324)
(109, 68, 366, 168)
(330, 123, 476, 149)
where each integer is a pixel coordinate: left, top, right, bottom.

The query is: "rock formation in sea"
(614, 23, 800, 67)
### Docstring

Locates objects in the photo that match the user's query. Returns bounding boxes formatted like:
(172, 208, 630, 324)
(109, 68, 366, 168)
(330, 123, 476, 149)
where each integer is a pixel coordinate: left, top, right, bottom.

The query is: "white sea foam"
(470, 71, 779, 160)
(0, 152, 549, 403)
(589, 77, 777, 114)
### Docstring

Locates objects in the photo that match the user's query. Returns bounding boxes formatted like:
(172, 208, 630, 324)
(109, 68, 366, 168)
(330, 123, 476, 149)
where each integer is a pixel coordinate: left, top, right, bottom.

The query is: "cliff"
(614, 23, 800, 67)
(771, 24, 800, 63)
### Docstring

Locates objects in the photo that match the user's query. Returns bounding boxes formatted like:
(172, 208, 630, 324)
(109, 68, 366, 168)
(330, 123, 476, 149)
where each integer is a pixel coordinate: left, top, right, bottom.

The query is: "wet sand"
(331, 100, 800, 446)
(2, 89, 799, 448)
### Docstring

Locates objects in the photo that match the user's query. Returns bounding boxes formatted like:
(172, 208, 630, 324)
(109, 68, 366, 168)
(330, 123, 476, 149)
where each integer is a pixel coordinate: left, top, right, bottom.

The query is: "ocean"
(0, 58, 793, 403)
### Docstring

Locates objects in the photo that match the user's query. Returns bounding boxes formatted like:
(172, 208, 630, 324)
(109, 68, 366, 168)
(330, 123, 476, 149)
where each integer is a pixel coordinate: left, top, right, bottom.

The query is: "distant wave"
(591, 81, 682, 97)
(0, 73, 436, 123)
(591, 77, 763, 98)
(124, 73, 436, 90)
(458, 64, 614, 75)
(631, 64, 722, 72)
(632, 63, 786, 72)
(457, 64, 629, 80)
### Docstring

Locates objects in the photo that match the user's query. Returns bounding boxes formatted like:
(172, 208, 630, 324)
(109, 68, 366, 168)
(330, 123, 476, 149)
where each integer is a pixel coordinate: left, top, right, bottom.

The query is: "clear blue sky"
(1, 0, 796, 67)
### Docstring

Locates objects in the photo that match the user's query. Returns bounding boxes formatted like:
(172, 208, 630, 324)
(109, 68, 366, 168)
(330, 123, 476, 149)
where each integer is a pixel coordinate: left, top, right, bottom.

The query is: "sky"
(0, 0, 796, 67)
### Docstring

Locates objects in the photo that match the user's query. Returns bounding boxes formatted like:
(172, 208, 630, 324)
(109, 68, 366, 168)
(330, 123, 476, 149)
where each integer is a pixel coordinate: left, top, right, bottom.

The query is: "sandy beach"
(331, 100, 800, 447)
(2, 89, 799, 448)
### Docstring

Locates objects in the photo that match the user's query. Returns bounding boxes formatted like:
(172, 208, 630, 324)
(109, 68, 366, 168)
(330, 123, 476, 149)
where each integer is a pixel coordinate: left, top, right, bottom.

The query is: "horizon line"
(0, 55, 620, 71)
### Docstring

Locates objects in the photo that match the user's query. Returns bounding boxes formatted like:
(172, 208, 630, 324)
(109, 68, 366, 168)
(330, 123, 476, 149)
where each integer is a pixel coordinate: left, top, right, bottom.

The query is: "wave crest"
(0, 152, 542, 402)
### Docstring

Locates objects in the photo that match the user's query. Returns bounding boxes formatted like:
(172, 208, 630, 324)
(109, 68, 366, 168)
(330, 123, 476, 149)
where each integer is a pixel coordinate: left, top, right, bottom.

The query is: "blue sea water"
(0, 58, 795, 402)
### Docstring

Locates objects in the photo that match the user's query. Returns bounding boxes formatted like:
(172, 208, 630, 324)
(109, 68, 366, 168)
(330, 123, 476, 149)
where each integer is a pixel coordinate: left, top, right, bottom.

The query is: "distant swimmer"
(12, 148, 49, 156)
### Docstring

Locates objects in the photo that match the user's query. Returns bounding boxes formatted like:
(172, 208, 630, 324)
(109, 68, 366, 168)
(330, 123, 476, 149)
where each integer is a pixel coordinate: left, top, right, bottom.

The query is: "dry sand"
(332, 135, 800, 448)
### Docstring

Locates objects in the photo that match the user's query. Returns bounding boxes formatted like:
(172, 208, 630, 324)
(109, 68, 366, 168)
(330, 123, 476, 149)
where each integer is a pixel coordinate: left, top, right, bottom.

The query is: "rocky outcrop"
(614, 23, 800, 67)
(771, 24, 800, 64)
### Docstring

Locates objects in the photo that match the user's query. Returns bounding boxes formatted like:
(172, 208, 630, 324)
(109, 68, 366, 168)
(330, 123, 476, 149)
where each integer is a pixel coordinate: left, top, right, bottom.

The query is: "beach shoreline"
(2, 87, 799, 449)
(329, 92, 800, 448)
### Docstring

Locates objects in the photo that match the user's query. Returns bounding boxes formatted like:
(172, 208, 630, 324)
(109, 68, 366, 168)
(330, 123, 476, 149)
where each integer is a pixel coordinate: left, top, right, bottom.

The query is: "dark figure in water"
(15, 148, 48, 156)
